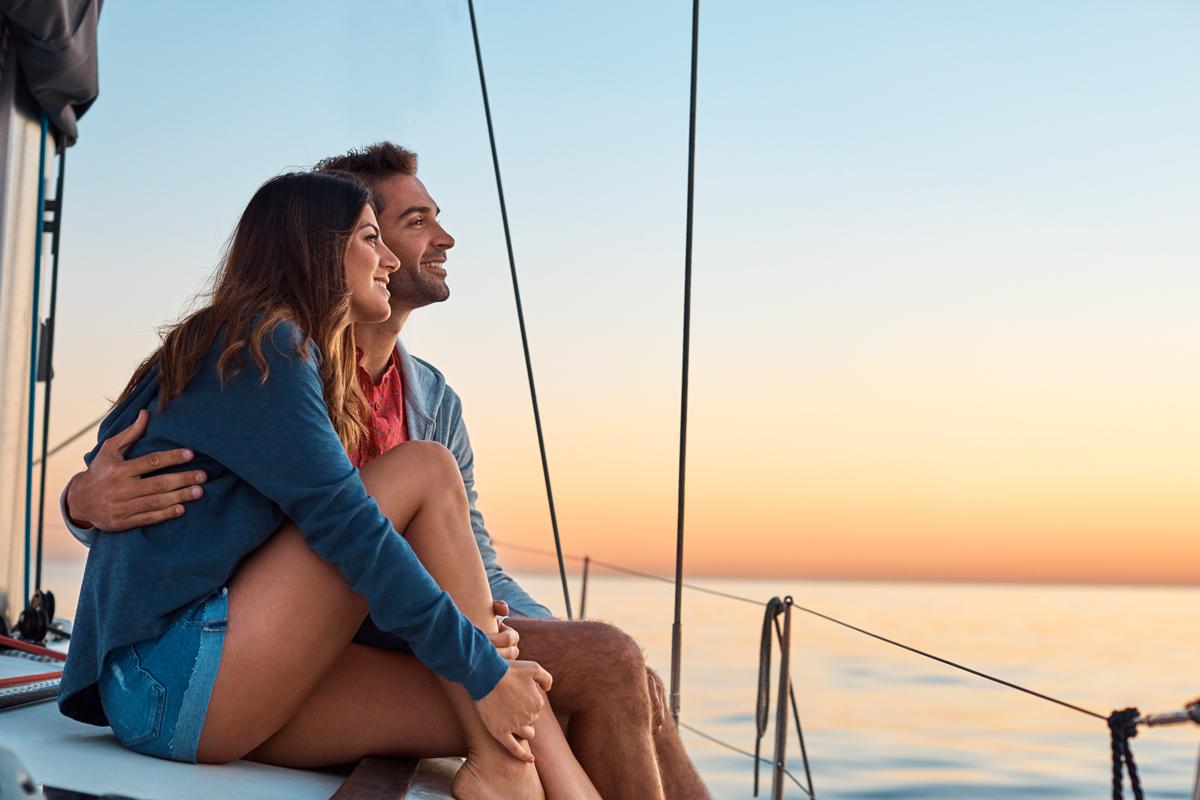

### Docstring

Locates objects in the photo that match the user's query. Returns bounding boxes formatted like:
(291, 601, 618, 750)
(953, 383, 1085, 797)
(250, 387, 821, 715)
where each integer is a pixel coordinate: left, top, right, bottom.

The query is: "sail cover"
(0, 0, 101, 145)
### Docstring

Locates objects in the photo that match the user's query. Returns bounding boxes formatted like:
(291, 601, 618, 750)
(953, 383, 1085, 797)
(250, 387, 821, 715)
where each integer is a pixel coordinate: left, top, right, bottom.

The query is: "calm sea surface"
(43, 561, 1199, 799)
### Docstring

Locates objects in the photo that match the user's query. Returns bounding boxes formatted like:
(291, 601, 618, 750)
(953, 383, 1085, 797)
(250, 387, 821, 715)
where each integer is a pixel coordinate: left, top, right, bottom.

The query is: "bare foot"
(452, 754, 545, 800)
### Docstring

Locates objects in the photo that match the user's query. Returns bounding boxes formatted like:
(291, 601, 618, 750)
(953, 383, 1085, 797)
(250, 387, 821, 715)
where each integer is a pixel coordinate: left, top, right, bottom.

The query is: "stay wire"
(671, 0, 701, 724)
(495, 539, 1108, 722)
(465, 0, 572, 620)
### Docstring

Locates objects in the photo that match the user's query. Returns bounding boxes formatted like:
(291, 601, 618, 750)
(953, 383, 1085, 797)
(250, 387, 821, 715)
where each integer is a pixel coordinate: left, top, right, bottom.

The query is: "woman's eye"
(366, 234, 378, 244)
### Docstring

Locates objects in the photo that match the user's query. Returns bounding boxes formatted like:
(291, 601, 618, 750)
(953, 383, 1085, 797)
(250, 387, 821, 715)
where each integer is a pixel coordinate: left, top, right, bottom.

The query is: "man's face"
(372, 174, 455, 312)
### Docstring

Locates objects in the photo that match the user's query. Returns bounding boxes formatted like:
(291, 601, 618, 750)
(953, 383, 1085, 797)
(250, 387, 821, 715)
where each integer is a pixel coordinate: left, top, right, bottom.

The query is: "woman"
(59, 172, 599, 799)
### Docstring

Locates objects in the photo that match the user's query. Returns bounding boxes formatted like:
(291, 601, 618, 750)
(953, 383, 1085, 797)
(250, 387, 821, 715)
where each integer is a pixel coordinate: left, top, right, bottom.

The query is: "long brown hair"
(118, 171, 371, 452)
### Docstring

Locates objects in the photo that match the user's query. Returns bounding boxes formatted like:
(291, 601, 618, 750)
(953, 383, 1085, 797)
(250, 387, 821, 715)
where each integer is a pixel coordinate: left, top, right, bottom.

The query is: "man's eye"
(411, 217, 424, 227)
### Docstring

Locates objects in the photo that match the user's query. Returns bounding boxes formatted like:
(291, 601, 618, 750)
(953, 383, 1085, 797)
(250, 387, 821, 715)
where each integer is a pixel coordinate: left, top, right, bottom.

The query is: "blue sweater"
(59, 322, 508, 726)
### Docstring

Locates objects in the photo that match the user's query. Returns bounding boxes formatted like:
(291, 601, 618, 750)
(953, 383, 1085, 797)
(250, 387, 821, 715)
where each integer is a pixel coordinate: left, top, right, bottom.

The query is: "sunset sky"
(32, 1, 1199, 585)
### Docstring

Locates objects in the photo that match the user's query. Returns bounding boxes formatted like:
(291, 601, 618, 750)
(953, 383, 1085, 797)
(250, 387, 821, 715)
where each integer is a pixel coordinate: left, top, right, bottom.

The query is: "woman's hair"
(117, 171, 372, 452)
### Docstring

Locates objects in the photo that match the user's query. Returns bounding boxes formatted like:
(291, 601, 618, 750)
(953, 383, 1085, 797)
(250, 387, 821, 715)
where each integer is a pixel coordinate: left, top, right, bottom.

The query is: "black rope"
(1108, 708, 1144, 800)
(465, 0, 572, 621)
(671, 0, 702, 724)
(34, 147, 66, 594)
(754, 598, 785, 796)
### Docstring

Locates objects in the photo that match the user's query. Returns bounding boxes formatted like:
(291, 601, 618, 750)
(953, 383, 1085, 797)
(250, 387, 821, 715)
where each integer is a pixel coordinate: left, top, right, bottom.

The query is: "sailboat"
(2, 2, 1198, 799)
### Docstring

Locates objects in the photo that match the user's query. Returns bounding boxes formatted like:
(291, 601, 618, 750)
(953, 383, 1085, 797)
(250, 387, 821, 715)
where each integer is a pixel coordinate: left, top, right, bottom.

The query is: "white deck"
(0, 648, 455, 799)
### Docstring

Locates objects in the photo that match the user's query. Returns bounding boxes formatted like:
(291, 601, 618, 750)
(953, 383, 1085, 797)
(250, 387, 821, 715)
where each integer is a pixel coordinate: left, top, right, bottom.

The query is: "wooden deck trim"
(329, 756, 420, 799)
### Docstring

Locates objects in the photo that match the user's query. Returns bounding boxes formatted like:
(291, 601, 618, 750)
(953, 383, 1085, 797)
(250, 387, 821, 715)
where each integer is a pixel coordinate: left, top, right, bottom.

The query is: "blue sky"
(42, 1, 1199, 581)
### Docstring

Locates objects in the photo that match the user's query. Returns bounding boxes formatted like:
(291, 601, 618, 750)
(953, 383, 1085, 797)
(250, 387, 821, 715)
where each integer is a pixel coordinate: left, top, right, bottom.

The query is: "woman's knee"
(364, 442, 466, 507)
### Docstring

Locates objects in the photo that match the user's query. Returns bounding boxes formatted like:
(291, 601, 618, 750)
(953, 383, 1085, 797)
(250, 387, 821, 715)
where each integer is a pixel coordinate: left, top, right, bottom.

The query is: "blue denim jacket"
(62, 339, 552, 621)
(61, 323, 508, 726)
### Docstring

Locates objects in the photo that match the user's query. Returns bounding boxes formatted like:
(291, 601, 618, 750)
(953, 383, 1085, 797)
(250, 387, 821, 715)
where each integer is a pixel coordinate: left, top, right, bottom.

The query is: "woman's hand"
(475, 659, 553, 762)
(489, 600, 520, 660)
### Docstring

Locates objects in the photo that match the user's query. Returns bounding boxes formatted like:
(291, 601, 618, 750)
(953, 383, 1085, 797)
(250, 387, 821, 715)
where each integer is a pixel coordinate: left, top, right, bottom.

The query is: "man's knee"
(575, 621, 648, 686)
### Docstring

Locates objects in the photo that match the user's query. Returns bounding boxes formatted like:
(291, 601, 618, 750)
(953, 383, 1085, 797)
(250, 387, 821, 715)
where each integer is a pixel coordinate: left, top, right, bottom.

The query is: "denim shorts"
(98, 587, 229, 763)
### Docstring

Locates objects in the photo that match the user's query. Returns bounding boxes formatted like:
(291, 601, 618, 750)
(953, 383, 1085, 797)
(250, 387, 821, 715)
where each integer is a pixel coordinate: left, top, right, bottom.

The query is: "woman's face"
(344, 204, 400, 323)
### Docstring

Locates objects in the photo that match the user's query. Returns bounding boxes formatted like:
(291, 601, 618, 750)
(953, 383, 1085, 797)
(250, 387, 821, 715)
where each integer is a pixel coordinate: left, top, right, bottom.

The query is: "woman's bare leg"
(388, 448, 598, 799)
(196, 442, 597, 799)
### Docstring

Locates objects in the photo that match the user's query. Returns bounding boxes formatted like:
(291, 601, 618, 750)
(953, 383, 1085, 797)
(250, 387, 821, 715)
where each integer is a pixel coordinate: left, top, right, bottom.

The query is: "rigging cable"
(671, 0, 702, 725)
(465, 0, 572, 619)
(22, 114, 49, 605)
(34, 146, 66, 594)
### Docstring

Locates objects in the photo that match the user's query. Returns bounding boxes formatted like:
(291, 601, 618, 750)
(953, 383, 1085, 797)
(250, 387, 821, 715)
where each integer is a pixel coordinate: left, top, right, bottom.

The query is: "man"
(63, 142, 709, 799)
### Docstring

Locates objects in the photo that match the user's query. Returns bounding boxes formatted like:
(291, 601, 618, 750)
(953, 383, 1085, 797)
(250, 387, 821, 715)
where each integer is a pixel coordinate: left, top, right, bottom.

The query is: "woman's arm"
(178, 323, 507, 700)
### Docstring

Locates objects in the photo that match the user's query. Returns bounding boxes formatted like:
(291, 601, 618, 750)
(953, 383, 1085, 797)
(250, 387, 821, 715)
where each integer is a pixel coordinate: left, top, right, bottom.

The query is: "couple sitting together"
(57, 142, 708, 799)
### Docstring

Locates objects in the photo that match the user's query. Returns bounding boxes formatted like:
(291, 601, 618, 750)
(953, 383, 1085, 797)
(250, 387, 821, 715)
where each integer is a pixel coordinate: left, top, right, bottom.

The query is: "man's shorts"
(98, 587, 229, 763)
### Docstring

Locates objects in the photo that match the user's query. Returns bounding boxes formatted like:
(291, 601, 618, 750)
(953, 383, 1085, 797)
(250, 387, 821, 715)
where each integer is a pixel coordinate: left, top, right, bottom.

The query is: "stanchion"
(772, 596, 793, 800)
(579, 556, 590, 619)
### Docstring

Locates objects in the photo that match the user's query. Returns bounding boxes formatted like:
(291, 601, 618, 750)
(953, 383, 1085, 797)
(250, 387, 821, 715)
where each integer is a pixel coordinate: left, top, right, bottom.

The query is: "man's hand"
(647, 668, 667, 734)
(490, 599, 520, 660)
(65, 409, 207, 531)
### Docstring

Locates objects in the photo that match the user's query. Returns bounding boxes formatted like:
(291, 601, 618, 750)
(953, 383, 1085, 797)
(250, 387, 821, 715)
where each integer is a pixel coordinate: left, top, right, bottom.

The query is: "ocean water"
(41, 561, 1199, 798)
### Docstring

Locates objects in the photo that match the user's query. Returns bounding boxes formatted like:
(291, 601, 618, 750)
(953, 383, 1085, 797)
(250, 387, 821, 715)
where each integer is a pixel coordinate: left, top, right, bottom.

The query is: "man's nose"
(436, 222, 455, 250)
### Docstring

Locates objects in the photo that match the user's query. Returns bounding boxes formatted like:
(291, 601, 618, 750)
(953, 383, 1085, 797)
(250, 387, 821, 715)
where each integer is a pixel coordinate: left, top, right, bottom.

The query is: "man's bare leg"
(509, 618, 709, 800)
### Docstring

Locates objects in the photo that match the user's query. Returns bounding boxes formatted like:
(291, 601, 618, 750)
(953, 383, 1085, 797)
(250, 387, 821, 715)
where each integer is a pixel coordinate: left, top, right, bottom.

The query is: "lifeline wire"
(31, 411, 104, 466)
(671, 0, 702, 725)
(495, 539, 1110, 723)
(679, 721, 810, 797)
(465, 0, 572, 620)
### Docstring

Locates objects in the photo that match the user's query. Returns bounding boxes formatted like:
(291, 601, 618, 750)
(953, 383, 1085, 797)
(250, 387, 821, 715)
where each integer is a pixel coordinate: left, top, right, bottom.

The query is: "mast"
(0, 26, 54, 626)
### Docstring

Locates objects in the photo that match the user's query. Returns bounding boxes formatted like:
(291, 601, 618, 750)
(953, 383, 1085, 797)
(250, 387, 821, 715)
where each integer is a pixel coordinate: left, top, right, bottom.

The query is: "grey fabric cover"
(0, 0, 101, 144)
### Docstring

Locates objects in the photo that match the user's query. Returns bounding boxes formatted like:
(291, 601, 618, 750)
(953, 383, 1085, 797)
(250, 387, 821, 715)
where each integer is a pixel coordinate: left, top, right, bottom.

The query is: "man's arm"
(439, 388, 554, 619)
(61, 408, 207, 542)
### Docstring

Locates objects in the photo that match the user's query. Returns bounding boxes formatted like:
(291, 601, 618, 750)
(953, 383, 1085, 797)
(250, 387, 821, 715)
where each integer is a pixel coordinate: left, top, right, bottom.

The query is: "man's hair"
(314, 142, 417, 212)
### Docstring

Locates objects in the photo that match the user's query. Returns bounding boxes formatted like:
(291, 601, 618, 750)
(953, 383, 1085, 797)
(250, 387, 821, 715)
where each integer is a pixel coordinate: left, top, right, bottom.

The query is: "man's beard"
(391, 273, 449, 308)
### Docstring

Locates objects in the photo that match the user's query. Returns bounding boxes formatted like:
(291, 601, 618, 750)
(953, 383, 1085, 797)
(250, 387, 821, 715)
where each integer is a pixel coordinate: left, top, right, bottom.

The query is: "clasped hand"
(475, 659, 553, 762)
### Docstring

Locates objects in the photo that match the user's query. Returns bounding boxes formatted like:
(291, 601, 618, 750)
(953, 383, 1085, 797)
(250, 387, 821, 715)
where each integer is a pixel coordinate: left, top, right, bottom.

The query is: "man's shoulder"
(398, 344, 462, 407)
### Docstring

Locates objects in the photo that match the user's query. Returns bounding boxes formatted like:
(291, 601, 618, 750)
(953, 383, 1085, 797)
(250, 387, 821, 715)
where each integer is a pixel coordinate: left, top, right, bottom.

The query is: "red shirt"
(350, 347, 408, 467)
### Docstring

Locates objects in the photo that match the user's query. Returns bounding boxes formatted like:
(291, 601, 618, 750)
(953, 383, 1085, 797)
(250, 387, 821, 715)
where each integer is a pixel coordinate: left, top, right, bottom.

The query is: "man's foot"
(451, 754, 544, 800)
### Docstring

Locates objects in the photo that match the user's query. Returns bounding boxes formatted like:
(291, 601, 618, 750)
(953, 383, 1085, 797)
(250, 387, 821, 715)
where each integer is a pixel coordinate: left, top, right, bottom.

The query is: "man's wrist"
(63, 473, 95, 529)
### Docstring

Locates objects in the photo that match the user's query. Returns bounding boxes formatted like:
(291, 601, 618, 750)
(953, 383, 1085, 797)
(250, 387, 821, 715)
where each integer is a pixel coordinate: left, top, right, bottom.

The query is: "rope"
(754, 598, 785, 796)
(0, 635, 66, 662)
(671, 0, 702, 724)
(465, 0, 572, 620)
(1108, 708, 1144, 800)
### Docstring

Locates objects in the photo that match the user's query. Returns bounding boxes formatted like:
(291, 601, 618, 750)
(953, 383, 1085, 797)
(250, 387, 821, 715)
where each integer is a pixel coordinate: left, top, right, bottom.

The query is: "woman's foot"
(452, 753, 545, 800)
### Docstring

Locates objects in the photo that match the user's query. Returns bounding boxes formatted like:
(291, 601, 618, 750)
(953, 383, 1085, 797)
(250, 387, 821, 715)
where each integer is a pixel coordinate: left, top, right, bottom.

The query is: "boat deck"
(0, 645, 456, 799)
